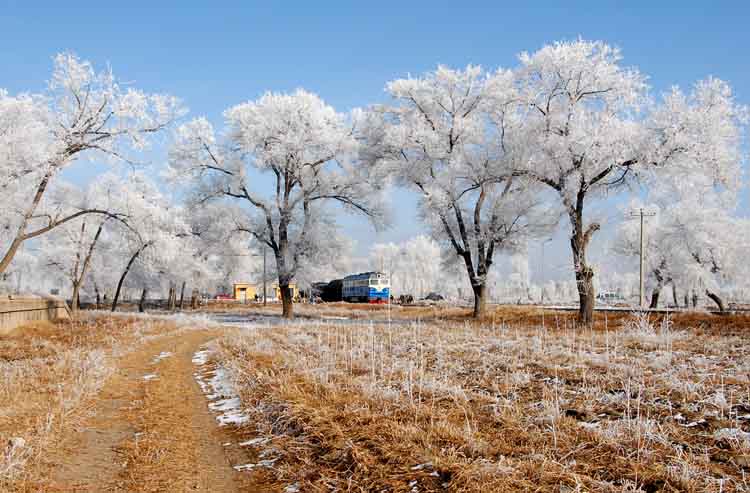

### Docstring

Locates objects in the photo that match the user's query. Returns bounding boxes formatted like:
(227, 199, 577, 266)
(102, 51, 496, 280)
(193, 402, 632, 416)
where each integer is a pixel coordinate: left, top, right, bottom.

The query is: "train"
(342, 271, 390, 303)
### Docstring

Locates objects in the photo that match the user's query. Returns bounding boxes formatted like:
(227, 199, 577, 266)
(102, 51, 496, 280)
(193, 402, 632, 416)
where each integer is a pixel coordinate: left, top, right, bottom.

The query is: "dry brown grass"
(214, 311, 750, 492)
(0, 314, 186, 491)
(201, 301, 750, 334)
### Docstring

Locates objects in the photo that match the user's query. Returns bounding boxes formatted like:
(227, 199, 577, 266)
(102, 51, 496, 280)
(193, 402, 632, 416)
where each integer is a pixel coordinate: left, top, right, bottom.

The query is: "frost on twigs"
(0, 52, 184, 276)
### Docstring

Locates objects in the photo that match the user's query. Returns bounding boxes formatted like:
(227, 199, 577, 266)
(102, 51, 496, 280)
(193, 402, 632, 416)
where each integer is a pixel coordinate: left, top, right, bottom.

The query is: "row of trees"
(1, 40, 747, 322)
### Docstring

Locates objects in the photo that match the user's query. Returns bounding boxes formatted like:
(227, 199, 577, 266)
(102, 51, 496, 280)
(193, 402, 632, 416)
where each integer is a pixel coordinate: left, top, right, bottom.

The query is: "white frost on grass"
(193, 348, 250, 427)
(143, 373, 158, 381)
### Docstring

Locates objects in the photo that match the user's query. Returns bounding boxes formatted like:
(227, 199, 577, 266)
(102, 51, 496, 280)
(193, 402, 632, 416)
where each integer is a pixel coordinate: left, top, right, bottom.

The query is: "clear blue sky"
(2, 1, 748, 279)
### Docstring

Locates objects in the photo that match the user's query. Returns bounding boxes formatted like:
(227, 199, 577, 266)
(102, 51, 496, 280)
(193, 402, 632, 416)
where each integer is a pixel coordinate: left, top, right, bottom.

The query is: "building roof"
(343, 271, 387, 280)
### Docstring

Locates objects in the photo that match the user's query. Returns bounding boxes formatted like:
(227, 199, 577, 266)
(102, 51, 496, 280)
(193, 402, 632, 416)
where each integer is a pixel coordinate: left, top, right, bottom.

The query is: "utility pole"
(629, 208, 656, 308)
(540, 237, 552, 304)
(262, 246, 267, 307)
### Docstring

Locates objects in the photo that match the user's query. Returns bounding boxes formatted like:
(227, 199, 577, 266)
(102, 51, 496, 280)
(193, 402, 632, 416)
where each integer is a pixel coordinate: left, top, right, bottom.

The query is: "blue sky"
(2, 1, 748, 281)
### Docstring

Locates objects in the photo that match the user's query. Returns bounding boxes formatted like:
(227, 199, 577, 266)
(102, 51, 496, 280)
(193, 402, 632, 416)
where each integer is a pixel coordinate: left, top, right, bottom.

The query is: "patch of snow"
(209, 397, 242, 412)
(411, 462, 433, 471)
(152, 351, 173, 363)
(193, 348, 250, 427)
(143, 373, 158, 381)
(239, 437, 270, 447)
(233, 458, 277, 471)
(217, 411, 250, 426)
(284, 483, 300, 493)
(192, 349, 210, 365)
(578, 422, 600, 431)
(681, 419, 707, 428)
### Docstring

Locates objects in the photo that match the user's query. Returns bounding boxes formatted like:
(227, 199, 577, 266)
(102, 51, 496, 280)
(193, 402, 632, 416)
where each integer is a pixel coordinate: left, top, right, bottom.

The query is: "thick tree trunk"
(179, 281, 186, 310)
(69, 222, 104, 316)
(280, 284, 293, 319)
(706, 290, 725, 312)
(138, 287, 148, 313)
(472, 283, 488, 318)
(672, 284, 678, 307)
(568, 199, 598, 326)
(168, 283, 176, 311)
(649, 287, 660, 309)
(111, 243, 149, 312)
(575, 267, 595, 325)
(0, 173, 52, 276)
(71, 282, 81, 314)
(571, 235, 596, 325)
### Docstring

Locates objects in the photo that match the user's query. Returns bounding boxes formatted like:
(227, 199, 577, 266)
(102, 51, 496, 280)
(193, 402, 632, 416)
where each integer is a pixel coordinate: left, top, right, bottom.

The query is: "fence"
(0, 296, 70, 334)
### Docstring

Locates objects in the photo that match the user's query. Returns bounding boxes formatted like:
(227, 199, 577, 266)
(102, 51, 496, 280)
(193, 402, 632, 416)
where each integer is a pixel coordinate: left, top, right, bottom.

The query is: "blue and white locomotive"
(342, 271, 390, 303)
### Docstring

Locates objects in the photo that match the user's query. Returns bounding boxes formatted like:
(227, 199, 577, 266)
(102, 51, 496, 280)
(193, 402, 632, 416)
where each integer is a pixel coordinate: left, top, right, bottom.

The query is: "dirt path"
(46, 329, 254, 492)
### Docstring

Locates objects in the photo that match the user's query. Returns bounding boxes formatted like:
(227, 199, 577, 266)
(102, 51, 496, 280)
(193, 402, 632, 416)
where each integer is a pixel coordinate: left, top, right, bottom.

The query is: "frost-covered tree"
(0, 53, 183, 278)
(105, 173, 188, 311)
(513, 40, 746, 323)
(39, 174, 135, 312)
(616, 198, 749, 311)
(168, 90, 387, 318)
(365, 66, 553, 316)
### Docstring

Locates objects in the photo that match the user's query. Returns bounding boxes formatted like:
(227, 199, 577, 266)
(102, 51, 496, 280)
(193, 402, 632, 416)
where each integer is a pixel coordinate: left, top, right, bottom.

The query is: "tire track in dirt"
(46, 329, 254, 492)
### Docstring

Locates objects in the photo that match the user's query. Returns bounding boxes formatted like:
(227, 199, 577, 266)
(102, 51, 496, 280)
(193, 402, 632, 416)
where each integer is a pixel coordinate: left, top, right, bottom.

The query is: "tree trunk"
(706, 290, 725, 312)
(180, 281, 185, 310)
(672, 284, 678, 307)
(280, 284, 293, 319)
(69, 222, 105, 316)
(568, 201, 598, 326)
(575, 267, 595, 325)
(649, 287, 660, 309)
(168, 283, 176, 311)
(472, 283, 487, 318)
(71, 282, 81, 315)
(0, 172, 52, 276)
(138, 287, 148, 313)
(179, 281, 186, 310)
(111, 243, 149, 312)
(95, 287, 101, 310)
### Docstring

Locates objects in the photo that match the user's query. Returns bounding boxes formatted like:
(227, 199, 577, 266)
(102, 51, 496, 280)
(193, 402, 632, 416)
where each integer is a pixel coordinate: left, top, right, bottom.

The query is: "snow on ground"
(232, 458, 277, 471)
(143, 373, 158, 381)
(152, 351, 173, 363)
(192, 347, 250, 427)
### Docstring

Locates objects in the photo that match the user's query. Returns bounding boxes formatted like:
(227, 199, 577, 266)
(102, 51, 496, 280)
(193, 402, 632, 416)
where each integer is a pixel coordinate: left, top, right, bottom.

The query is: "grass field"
(213, 307, 750, 492)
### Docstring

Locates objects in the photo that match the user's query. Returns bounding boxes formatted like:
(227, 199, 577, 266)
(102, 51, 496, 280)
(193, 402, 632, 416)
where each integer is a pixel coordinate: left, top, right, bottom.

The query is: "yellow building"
(273, 283, 298, 300)
(232, 283, 257, 302)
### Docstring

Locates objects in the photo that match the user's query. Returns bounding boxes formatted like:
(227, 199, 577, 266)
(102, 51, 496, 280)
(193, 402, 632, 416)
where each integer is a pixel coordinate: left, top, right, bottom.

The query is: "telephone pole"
(262, 246, 267, 307)
(629, 208, 656, 308)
